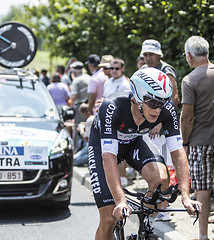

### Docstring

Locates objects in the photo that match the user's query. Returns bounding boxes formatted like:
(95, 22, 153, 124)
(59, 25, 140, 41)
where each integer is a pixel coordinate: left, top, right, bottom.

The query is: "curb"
(73, 166, 189, 240)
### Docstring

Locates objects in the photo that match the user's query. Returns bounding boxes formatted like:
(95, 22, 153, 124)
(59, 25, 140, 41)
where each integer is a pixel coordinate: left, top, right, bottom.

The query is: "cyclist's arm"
(102, 152, 130, 220)
(102, 152, 126, 205)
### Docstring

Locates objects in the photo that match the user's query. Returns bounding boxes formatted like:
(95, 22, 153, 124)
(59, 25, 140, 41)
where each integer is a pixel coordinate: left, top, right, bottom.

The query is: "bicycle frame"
(114, 196, 160, 240)
(113, 184, 199, 240)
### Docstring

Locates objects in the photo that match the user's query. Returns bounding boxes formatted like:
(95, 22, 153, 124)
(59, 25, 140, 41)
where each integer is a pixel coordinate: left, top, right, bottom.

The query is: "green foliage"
(26, 50, 66, 73)
(2, 0, 214, 111)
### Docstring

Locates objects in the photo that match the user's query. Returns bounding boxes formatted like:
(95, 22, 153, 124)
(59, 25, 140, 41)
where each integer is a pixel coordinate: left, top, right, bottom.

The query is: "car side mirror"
(61, 106, 75, 121)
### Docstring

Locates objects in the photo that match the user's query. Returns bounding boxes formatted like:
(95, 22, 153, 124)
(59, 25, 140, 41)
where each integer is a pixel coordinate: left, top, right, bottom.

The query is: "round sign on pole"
(0, 21, 37, 68)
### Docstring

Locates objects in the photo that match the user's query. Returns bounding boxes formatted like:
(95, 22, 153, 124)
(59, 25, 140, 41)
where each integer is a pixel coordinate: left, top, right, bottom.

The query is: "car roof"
(0, 68, 38, 81)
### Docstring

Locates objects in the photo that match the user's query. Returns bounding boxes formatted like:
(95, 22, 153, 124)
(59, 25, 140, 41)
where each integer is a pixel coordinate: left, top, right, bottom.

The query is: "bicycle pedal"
(126, 233, 137, 240)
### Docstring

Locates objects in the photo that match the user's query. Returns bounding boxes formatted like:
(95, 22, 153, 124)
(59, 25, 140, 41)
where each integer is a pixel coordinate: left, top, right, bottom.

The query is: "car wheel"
(52, 197, 71, 209)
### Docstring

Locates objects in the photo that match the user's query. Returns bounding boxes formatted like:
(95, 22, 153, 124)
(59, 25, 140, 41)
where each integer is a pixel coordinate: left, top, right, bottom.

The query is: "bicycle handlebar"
(123, 184, 180, 205)
(123, 184, 200, 225)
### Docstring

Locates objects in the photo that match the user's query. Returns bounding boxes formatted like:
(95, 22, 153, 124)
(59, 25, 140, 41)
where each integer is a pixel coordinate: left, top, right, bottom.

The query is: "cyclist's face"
(141, 102, 162, 123)
(143, 52, 161, 68)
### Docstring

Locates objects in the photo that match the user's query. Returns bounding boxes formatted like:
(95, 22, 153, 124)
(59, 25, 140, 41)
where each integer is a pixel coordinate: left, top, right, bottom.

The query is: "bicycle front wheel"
(145, 233, 162, 240)
(113, 221, 125, 240)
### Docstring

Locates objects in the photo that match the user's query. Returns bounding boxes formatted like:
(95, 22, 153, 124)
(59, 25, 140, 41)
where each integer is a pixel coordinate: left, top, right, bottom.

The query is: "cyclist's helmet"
(129, 67, 172, 103)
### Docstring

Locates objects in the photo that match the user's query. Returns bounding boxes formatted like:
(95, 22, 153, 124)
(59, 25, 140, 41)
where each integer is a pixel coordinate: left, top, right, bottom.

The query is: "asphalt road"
(0, 178, 138, 240)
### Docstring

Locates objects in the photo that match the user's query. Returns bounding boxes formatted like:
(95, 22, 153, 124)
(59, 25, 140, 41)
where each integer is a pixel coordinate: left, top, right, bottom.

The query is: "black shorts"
(88, 133, 165, 208)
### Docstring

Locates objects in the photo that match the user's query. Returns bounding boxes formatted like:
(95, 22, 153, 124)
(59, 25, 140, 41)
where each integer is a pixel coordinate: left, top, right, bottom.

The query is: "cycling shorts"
(88, 132, 165, 208)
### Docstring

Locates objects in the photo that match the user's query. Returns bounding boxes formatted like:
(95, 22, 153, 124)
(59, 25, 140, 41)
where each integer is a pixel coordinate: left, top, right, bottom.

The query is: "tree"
(3, 0, 214, 107)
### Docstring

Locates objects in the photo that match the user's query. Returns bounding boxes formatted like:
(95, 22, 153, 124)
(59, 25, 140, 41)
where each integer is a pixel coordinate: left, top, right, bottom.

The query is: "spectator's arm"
(66, 97, 72, 106)
(167, 74, 179, 107)
(88, 92, 97, 115)
(70, 95, 77, 108)
(180, 103, 194, 145)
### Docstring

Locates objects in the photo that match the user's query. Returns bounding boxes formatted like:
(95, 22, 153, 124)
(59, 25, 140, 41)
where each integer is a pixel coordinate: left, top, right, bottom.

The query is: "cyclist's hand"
(182, 198, 202, 215)
(112, 202, 132, 221)
(149, 123, 162, 139)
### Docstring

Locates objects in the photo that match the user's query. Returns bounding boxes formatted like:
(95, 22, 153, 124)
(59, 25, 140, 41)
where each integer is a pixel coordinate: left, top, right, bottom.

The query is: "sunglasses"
(143, 96, 166, 109)
(109, 67, 121, 71)
(103, 67, 110, 70)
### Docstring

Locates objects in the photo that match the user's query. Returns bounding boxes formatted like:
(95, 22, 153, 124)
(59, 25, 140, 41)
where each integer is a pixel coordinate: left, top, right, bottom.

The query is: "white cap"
(140, 39, 163, 57)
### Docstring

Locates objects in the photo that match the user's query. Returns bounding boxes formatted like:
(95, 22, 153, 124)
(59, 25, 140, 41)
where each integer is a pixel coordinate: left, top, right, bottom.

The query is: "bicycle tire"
(0, 21, 37, 68)
(113, 221, 125, 240)
(145, 233, 162, 240)
(126, 233, 137, 239)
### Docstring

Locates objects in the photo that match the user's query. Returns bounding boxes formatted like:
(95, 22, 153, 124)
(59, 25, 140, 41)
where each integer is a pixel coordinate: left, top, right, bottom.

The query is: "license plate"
(0, 171, 23, 181)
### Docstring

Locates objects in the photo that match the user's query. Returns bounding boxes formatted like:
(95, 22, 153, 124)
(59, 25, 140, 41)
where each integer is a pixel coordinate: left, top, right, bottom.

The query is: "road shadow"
(0, 203, 71, 225)
(70, 202, 96, 207)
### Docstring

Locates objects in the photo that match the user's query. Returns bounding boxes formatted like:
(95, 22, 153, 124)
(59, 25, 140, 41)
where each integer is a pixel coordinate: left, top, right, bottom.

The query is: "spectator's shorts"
(189, 145, 214, 190)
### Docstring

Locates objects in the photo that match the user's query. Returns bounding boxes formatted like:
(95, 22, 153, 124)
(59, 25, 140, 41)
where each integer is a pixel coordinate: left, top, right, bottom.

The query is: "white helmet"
(129, 67, 172, 103)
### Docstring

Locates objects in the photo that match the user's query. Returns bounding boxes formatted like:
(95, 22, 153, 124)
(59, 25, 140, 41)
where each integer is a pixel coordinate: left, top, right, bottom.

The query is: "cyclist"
(88, 67, 201, 240)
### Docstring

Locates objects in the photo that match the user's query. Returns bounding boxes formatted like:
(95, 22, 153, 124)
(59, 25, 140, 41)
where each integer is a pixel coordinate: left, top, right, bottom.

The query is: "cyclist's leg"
(88, 127, 117, 240)
(125, 136, 169, 191)
(141, 134, 169, 190)
(96, 205, 117, 240)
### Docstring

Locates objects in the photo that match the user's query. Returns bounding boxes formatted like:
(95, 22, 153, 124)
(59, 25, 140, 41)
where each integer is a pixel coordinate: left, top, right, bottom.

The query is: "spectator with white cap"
(70, 61, 91, 153)
(140, 39, 179, 107)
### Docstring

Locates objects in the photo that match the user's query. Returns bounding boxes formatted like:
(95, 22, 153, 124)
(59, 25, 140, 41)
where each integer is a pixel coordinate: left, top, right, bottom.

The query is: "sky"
(0, 0, 47, 17)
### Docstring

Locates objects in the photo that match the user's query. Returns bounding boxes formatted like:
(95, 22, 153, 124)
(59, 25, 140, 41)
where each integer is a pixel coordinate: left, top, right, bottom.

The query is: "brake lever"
(166, 187, 179, 203)
(121, 208, 127, 227)
(193, 204, 200, 225)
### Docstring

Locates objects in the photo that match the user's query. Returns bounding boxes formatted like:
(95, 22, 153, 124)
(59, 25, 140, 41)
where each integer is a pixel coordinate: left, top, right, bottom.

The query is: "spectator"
(86, 54, 109, 115)
(69, 61, 90, 153)
(47, 72, 71, 111)
(141, 39, 179, 107)
(33, 68, 40, 78)
(103, 58, 130, 98)
(56, 65, 72, 91)
(103, 57, 131, 187)
(180, 36, 214, 240)
(98, 55, 114, 78)
(136, 55, 145, 69)
(40, 69, 50, 86)
(141, 39, 180, 221)
(73, 103, 95, 166)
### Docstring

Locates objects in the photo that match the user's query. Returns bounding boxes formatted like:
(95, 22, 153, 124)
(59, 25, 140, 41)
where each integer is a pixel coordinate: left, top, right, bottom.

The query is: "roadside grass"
(26, 50, 68, 76)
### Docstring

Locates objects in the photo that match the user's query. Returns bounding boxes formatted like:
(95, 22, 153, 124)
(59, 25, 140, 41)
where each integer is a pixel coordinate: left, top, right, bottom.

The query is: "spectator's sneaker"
(120, 177, 128, 187)
(155, 212, 170, 221)
(126, 167, 136, 180)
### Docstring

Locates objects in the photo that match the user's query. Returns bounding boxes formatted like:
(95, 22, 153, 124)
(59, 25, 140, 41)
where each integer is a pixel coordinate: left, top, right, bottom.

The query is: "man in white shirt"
(103, 58, 130, 98)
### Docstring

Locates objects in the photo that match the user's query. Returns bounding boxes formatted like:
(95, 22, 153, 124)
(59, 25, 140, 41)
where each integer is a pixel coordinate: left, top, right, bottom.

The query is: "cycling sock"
(199, 234, 208, 239)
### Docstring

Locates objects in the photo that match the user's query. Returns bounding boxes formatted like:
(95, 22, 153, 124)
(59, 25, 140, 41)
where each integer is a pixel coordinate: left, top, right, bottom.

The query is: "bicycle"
(113, 184, 199, 240)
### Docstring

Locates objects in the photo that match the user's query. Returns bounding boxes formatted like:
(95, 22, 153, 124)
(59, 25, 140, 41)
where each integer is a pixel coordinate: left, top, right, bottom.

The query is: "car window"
(0, 78, 58, 118)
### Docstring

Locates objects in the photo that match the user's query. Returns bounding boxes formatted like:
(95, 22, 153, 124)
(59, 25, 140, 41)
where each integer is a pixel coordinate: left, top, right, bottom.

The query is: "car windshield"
(0, 78, 58, 118)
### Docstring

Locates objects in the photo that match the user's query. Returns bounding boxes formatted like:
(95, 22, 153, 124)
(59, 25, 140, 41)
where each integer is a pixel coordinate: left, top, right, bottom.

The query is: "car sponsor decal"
(0, 126, 58, 141)
(0, 146, 49, 170)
